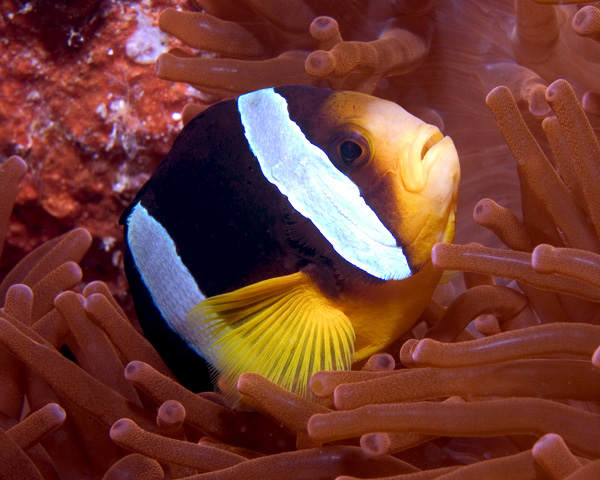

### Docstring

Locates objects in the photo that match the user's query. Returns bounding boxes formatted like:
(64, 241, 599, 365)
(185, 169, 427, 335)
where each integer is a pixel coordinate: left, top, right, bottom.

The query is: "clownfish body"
(121, 86, 460, 406)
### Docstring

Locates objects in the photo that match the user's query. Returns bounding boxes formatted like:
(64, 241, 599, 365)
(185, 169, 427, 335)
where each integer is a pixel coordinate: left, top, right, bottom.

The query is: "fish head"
(307, 90, 461, 273)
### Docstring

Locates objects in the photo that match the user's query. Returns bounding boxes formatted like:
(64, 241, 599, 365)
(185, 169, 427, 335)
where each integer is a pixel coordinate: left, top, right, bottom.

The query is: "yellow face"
(316, 91, 461, 271)
(296, 90, 461, 359)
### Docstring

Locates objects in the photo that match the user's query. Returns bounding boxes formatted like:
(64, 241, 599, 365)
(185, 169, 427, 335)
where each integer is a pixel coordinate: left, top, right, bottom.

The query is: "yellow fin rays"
(187, 272, 355, 406)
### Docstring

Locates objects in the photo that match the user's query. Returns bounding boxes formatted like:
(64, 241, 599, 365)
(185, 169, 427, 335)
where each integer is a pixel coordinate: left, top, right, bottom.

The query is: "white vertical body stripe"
(237, 88, 411, 281)
(127, 202, 206, 356)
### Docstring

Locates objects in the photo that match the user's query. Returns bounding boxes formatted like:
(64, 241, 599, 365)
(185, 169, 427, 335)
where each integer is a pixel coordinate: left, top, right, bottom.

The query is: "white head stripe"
(127, 203, 207, 355)
(237, 88, 411, 280)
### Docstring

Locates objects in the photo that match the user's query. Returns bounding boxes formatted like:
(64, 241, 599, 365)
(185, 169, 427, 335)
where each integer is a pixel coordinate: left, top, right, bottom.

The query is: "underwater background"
(1, 0, 600, 478)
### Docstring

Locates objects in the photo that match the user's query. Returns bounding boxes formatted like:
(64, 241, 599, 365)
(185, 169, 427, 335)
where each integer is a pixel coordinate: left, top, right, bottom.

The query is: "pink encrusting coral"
(2, 0, 600, 478)
(0, 0, 197, 308)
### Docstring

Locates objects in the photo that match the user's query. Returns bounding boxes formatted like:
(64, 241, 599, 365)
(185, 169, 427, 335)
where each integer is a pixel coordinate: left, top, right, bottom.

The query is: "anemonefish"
(121, 85, 460, 407)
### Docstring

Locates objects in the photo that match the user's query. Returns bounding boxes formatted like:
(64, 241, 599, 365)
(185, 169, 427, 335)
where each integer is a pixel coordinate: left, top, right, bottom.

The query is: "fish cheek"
(338, 170, 433, 275)
(401, 202, 456, 271)
(348, 172, 419, 249)
(369, 188, 436, 271)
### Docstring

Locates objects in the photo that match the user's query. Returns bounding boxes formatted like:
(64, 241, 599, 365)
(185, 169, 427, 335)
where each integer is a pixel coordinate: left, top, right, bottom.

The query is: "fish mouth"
(400, 124, 450, 194)
(394, 125, 460, 267)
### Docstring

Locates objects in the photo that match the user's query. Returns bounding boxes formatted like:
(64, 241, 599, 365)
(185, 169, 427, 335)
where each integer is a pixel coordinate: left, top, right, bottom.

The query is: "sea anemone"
(2, 0, 600, 478)
(152, 0, 600, 245)
(156, 1, 433, 99)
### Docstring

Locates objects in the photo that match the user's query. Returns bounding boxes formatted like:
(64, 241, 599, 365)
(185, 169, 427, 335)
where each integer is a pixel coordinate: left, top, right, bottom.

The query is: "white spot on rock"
(125, 7, 168, 65)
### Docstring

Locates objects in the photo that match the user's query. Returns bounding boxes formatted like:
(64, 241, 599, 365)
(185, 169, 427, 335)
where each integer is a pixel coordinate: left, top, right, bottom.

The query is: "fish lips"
(421, 135, 461, 214)
(392, 133, 460, 271)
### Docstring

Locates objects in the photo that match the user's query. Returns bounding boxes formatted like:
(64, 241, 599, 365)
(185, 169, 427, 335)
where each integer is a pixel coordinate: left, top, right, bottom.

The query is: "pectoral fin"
(187, 271, 355, 406)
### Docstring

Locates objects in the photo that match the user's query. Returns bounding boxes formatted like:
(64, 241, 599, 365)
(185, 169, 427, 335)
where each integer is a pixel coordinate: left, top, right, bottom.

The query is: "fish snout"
(421, 134, 460, 210)
(395, 128, 460, 268)
(400, 124, 452, 194)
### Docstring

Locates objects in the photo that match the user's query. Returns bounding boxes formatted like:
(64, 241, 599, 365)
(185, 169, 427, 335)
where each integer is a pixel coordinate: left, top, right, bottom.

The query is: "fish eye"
(328, 125, 372, 172)
(339, 140, 363, 164)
